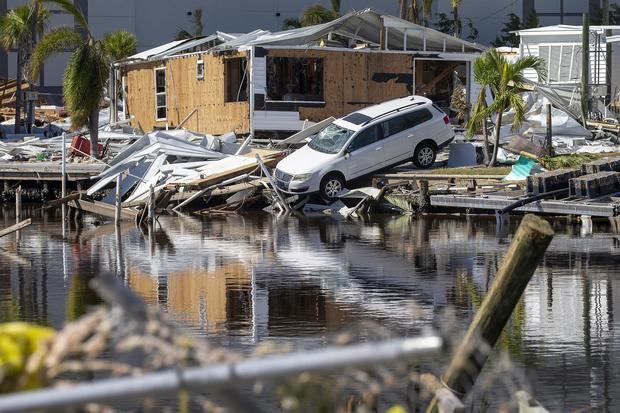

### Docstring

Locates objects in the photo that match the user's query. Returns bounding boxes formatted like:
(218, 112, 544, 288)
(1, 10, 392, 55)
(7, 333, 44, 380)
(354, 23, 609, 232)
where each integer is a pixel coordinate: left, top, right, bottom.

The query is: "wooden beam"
(417, 62, 460, 95)
(68, 199, 138, 221)
(0, 219, 32, 238)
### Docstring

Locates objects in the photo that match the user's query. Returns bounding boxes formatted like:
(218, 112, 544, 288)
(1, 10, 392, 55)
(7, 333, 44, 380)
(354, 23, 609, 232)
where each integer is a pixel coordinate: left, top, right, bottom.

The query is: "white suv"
(274, 96, 454, 201)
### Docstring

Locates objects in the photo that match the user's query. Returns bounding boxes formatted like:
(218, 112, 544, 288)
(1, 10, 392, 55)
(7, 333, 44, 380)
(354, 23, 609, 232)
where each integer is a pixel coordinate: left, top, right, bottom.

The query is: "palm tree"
(0, 2, 49, 134)
(451, 0, 462, 37)
(282, 17, 302, 30)
(31, 0, 136, 158)
(300, 4, 337, 27)
(175, 8, 203, 40)
(467, 49, 547, 166)
(466, 52, 495, 164)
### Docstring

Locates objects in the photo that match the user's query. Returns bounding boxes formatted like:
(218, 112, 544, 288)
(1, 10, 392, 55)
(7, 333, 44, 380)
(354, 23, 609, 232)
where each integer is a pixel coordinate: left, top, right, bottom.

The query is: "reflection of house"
(117, 9, 484, 136)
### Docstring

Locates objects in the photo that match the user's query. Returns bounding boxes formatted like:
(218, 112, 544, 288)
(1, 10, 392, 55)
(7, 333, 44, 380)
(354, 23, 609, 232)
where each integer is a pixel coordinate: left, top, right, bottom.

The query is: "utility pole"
(602, 0, 612, 113)
(26, 1, 39, 134)
(581, 13, 590, 125)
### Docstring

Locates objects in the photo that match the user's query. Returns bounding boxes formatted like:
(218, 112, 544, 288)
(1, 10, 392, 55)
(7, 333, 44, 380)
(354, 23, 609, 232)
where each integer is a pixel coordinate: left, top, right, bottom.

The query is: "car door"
(381, 109, 435, 166)
(344, 125, 385, 179)
(379, 114, 413, 167)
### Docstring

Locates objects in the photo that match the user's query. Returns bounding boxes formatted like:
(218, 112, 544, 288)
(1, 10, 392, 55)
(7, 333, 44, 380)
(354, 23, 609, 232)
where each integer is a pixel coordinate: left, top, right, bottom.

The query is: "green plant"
(31, 0, 136, 158)
(300, 4, 338, 27)
(467, 49, 547, 166)
(0, 2, 49, 133)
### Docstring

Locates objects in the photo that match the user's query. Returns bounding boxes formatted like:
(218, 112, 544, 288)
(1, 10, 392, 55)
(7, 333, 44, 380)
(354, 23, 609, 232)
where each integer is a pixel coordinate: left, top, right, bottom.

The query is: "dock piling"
(61, 132, 67, 199)
(115, 175, 122, 226)
(427, 214, 554, 411)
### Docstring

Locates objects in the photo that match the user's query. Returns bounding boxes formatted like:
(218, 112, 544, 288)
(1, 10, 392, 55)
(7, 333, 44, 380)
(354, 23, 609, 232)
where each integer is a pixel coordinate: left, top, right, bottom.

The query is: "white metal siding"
(252, 56, 266, 95)
(253, 110, 306, 131)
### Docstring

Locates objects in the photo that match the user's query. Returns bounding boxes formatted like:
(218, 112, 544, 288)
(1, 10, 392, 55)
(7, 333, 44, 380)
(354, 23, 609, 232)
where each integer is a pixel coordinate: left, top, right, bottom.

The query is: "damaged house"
(115, 8, 485, 137)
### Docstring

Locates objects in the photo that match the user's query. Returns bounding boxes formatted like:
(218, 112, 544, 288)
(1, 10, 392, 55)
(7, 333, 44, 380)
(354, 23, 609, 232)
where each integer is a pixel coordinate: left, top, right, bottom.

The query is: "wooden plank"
(43, 192, 86, 208)
(68, 199, 138, 221)
(0, 219, 32, 238)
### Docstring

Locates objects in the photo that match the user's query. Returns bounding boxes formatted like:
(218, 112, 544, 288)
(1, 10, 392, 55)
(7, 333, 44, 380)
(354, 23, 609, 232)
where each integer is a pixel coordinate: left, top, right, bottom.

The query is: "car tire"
(320, 173, 345, 203)
(413, 142, 437, 169)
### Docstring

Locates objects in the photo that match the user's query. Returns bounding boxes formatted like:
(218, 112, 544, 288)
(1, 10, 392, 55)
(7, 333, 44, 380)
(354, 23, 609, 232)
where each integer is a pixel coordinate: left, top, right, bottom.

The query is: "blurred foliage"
(539, 153, 599, 170)
(0, 322, 54, 393)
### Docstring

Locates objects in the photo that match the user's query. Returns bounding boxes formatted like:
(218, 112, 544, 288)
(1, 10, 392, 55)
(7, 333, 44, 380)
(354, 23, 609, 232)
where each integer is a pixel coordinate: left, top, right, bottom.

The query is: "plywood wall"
(265, 49, 412, 122)
(125, 52, 250, 135)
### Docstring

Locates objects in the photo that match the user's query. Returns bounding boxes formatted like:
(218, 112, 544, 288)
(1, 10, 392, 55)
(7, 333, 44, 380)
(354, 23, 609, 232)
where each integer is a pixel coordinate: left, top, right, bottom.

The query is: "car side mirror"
(344, 149, 351, 159)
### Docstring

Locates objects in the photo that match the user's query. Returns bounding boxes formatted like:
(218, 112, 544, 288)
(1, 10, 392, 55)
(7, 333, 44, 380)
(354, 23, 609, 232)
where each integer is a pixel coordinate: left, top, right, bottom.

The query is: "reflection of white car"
(275, 96, 454, 201)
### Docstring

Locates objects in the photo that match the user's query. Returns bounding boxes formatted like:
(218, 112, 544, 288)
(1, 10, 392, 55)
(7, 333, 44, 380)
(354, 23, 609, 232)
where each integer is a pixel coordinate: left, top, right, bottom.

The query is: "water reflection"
(1, 207, 620, 410)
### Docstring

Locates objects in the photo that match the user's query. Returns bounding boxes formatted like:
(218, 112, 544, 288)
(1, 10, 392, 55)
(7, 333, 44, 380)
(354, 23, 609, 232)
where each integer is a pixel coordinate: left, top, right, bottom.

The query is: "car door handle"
(408, 134, 414, 138)
(375, 147, 383, 151)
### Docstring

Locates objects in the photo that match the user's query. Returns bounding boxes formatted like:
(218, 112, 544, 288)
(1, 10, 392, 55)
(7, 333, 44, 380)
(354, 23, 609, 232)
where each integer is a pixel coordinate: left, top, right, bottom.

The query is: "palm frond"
(102, 30, 137, 61)
(0, 5, 32, 50)
(31, 26, 82, 78)
(63, 44, 109, 129)
(43, 0, 91, 38)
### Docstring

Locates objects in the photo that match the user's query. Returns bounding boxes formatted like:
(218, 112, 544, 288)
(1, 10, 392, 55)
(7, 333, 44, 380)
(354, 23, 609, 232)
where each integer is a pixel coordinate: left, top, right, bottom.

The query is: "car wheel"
(413, 142, 437, 169)
(320, 173, 345, 202)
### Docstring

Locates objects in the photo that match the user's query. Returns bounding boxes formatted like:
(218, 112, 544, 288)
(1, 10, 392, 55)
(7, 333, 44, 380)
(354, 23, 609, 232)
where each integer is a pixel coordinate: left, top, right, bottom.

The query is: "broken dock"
(427, 157, 620, 218)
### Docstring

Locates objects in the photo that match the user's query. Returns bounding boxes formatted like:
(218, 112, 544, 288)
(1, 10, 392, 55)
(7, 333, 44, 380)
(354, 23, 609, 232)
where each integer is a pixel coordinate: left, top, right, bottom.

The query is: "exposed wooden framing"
(416, 62, 460, 95)
(125, 51, 250, 134)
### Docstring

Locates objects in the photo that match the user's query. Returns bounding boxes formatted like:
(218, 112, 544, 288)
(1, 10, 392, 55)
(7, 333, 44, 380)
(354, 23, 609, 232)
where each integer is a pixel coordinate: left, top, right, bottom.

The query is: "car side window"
(379, 109, 434, 140)
(347, 125, 379, 152)
(403, 108, 433, 128)
(380, 115, 409, 139)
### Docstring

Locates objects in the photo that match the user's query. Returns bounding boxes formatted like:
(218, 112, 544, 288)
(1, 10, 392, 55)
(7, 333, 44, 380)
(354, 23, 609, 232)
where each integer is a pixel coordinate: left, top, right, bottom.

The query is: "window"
(342, 113, 372, 125)
(154, 68, 166, 120)
(267, 57, 324, 102)
(348, 125, 379, 152)
(539, 45, 582, 83)
(379, 109, 433, 139)
(196, 60, 204, 80)
(308, 124, 354, 154)
(225, 57, 248, 102)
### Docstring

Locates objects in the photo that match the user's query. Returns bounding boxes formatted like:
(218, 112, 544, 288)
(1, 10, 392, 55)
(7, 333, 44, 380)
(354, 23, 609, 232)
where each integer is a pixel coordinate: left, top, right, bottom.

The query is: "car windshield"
(308, 124, 354, 154)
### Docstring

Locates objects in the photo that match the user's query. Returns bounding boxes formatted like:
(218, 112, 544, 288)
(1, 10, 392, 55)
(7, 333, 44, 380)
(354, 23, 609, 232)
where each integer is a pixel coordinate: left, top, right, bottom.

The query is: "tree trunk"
(453, 5, 460, 37)
(89, 109, 99, 159)
(399, 0, 408, 19)
(482, 116, 490, 165)
(14, 48, 23, 135)
(489, 109, 503, 167)
(411, 0, 420, 24)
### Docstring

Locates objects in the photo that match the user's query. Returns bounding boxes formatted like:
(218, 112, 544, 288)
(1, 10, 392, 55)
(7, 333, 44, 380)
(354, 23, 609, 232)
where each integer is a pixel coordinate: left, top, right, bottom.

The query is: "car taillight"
(443, 115, 450, 125)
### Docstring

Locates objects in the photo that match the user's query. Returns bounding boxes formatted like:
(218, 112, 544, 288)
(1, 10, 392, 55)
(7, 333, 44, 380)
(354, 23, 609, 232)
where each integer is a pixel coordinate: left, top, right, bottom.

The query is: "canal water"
(1, 205, 619, 411)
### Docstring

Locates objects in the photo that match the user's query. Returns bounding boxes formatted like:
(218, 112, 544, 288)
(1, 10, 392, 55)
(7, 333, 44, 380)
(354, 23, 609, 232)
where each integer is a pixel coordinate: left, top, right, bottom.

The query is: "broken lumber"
(0, 219, 32, 238)
(43, 192, 85, 209)
(68, 199, 138, 221)
(427, 215, 554, 412)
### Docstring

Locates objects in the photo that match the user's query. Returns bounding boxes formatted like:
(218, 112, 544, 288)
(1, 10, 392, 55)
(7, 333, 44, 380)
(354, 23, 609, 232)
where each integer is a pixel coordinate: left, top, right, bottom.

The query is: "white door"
(345, 125, 385, 178)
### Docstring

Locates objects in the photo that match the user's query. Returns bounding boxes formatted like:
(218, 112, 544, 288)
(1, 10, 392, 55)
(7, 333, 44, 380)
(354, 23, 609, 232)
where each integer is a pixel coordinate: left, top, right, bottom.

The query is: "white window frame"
(154, 67, 167, 121)
(196, 60, 204, 80)
(538, 42, 581, 85)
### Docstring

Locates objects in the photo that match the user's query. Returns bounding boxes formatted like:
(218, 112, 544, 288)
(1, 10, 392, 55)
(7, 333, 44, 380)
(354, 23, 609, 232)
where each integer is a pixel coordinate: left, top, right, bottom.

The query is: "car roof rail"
(361, 102, 425, 126)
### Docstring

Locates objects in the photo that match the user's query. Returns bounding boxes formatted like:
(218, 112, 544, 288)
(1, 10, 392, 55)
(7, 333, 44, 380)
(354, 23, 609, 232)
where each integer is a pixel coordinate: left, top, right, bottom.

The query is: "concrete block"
(569, 171, 620, 198)
(581, 157, 620, 175)
(527, 168, 582, 194)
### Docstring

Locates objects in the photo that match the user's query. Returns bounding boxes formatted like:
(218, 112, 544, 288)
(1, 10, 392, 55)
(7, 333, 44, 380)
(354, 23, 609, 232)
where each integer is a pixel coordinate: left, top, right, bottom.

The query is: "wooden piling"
(427, 214, 554, 412)
(115, 175, 122, 226)
(61, 132, 67, 199)
(149, 185, 155, 228)
(546, 103, 554, 157)
(15, 185, 21, 224)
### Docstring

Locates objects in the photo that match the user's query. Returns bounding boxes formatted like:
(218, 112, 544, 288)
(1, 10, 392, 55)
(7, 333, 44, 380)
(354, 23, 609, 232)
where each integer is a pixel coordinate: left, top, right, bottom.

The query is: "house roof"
(122, 8, 484, 65)
(211, 8, 485, 53)
(515, 24, 620, 36)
